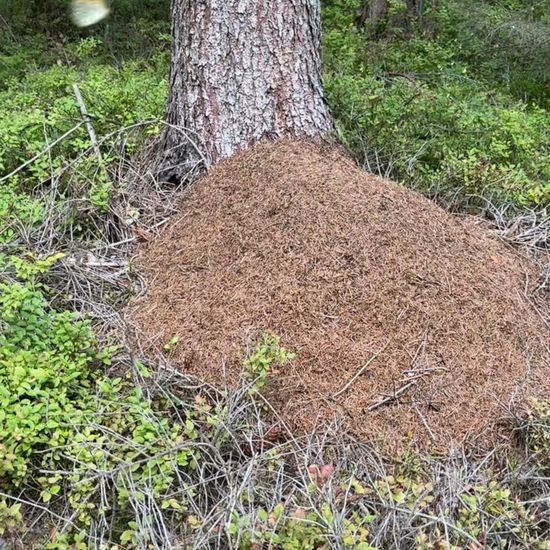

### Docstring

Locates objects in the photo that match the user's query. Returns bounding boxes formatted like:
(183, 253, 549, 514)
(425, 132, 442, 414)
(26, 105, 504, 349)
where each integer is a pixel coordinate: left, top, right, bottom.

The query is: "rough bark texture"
(160, 0, 333, 179)
(366, 0, 388, 25)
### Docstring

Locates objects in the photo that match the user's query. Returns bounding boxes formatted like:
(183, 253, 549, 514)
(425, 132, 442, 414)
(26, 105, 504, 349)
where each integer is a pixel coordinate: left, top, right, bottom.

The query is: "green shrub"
(0, 40, 168, 240)
(244, 334, 295, 391)
(229, 504, 376, 550)
(428, 0, 550, 106)
(0, 501, 22, 538)
(0, 51, 167, 180)
(0, 180, 45, 243)
(0, 258, 199, 545)
(0, 280, 99, 483)
(323, 0, 550, 209)
(225, 464, 547, 550)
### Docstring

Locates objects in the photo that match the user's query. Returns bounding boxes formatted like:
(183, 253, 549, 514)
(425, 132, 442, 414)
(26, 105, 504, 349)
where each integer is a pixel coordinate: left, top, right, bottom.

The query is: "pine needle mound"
(131, 141, 549, 450)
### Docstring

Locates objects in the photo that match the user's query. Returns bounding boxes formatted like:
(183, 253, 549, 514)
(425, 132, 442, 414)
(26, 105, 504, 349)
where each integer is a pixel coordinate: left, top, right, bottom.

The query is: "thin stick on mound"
(368, 381, 418, 412)
(332, 340, 390, 399)
(129, 140, 550, 452)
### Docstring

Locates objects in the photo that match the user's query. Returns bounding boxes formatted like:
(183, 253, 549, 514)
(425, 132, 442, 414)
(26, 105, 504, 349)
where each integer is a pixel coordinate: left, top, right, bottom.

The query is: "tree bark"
(407, 0, 424, 18)
(161, 0, 334, 179)
(358, 0, 388, 28)
(358, 0, 423, 31)
(368, 0, 389, 25)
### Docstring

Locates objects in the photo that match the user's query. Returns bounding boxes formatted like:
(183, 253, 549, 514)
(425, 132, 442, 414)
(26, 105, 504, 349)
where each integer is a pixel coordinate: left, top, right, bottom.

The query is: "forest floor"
(1, 1, 549, 548)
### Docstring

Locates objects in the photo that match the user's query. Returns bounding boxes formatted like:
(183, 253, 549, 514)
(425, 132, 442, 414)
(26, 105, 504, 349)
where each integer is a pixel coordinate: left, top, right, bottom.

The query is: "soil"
(129, 140, 550, 452)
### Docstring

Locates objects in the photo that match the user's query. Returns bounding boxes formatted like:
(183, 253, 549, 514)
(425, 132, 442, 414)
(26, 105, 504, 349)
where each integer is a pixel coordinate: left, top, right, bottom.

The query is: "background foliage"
(323, 0, 550, 208)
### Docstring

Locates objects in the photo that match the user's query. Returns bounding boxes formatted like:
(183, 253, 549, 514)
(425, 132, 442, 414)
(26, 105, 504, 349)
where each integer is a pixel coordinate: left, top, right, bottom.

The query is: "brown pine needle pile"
(130, 140, 549, 451)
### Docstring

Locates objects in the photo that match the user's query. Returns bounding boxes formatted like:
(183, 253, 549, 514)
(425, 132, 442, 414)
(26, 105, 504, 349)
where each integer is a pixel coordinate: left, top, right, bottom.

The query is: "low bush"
(0, 37, 168, 240)
(323, 0, 550, 208)
(0, 256, 201, 547)
(0, 43, 168, 181)
(0, 180, 44, 244)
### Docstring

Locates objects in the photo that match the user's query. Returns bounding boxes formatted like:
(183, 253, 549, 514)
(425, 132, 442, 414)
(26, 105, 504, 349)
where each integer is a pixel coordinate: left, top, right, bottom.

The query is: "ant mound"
(131, 140, 549, 451)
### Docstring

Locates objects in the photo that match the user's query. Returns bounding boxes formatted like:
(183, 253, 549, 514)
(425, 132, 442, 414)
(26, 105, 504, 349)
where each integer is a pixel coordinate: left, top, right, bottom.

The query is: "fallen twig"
(413, 404, 437, 442)
(331, 341, 389, 399)
(367, 380, 417, 411)
(0, 122, 84, 184)
(73, 83, 103, 164)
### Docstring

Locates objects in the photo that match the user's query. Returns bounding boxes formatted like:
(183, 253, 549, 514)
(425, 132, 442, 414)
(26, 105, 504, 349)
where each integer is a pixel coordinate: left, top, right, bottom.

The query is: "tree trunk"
(358, 0, 424, 31)
(358, 0, 388, 28)
(161, 0, 333, 179)
(368, 0, 388, 25)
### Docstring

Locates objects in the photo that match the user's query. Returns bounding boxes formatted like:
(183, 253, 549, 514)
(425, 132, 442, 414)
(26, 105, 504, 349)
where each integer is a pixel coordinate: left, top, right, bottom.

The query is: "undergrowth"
(323, 0, 550, 209)
(0, 255, 200, 547)
(0, 0, 549, 548)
